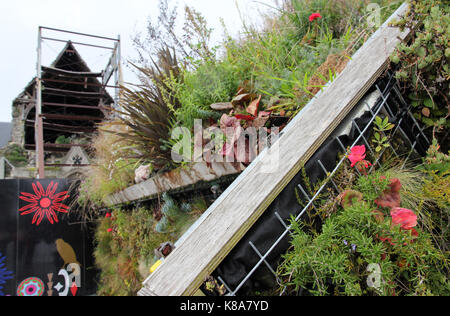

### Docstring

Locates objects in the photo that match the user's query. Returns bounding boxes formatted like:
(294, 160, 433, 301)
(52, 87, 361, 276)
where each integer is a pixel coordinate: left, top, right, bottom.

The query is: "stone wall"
(10, 99, 28, 147)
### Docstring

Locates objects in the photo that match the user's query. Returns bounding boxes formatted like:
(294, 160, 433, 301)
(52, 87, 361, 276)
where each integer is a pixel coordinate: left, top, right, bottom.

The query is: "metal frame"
(216, 70, 430, 296)
(35, 26, 122, 178)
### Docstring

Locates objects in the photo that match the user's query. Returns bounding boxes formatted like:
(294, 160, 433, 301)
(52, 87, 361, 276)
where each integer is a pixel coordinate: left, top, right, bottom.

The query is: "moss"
(3, 144, 28, 167)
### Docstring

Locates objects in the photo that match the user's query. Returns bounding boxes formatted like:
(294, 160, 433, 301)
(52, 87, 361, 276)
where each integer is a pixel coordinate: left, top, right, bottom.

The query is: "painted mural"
(18, 181, 70, 226)
(0, 179, 97, 296)
(0, 253, 13, 296)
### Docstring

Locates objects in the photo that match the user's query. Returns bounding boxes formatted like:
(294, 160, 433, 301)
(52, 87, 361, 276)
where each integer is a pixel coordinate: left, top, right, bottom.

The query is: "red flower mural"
(18, 181, 70, 226)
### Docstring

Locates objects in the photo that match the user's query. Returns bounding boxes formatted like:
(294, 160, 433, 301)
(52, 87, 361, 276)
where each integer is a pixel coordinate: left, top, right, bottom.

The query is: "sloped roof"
(13, 41, 113, 105)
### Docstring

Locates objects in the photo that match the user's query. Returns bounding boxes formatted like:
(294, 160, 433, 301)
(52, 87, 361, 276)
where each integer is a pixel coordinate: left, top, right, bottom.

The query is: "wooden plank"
(25, 144, 90, 152)
(43, 87, 104, 98)
(26, 120, 97, 133)
(43, 102, 104, 110)
(139, 3, 410, 296)
(40, 113, 103, 121)
(42, 66, 103, 78)
(43, 78, 120, 89)
(105, 162, 245, 206)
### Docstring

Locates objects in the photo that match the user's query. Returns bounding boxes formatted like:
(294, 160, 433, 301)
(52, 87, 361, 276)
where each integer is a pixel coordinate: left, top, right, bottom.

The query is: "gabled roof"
(13, 41, 113, 105)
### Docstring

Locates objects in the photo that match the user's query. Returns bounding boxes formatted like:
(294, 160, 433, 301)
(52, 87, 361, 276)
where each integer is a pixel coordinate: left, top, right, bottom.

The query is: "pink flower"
(309, 13, 322, 22)
(105, 212, 112, 218)
(107, 228, 113, 233)
(348, 145, 367, 167)
(390, 208, 417, 230)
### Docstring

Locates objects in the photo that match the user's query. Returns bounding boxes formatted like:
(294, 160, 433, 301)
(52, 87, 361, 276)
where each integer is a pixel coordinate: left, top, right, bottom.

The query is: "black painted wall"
(0, 179, 97, 296)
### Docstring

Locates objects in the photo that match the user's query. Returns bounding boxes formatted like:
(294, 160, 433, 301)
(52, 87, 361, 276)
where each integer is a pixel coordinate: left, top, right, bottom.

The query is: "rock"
(210, 102, 233, 111)
(135, 164, 151, 184)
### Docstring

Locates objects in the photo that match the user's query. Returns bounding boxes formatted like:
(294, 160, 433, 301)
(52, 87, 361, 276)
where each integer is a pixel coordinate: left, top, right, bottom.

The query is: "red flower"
(309, 13, 322, 22)
(348, 145, 367, 167)
(378, 208, 419, 246)
(390, 208, 417, 230)
(107, 228, 113, 233)
(105, 212, 112, 218)
(18, 181, 70, 226)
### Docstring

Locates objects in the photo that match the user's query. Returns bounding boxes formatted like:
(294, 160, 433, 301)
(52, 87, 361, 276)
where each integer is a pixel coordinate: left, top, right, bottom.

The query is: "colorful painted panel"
(0, 179, 97, 296)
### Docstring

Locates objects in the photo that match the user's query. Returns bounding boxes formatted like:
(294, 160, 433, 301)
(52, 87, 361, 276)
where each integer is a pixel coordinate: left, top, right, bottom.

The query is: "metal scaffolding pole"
(35, 27, 45, 179)
(114, 34, 122, 111)
(34, 26, 122, 178)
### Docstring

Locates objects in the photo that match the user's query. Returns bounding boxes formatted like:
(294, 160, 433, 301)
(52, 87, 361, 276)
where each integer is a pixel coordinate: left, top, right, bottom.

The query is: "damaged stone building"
(1, 41, 117, 179)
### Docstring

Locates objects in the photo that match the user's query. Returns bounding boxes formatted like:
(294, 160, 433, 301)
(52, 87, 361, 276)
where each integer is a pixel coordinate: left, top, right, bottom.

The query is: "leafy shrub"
(168, 60, 239, 129)
(390, 0, 449, 133)
(223, 0, 401, 118)
(278, 168, 449, 296)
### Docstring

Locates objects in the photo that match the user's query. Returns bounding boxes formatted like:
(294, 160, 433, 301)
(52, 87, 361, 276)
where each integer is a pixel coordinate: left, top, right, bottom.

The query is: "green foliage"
(287, 0, 367, 40)
(55, 135, 71, 145)
(390, 0, 450, 132)
(94, 208, 157, 296)
(279, 135, 450, 296)
(94, 193, 209, 296)
(372, 116, 395, 153)
(422, 138, 450, 174)
(222, 0, 401, 118)
(2, 143, 27, 167)
(417, 140, 450, 253)
(278, 169, 449, 296)
(167, 60, 239, 129)
(115, 47, 181, 170)
(156, 192, 198, 234)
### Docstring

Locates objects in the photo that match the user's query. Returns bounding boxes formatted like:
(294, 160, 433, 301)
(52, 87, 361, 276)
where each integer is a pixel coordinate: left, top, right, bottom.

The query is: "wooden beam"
(43, 78, 120, 89)
(43, 87, 104, 98)
(138, 3, 411, 297)
(40, 113, 103, 121)
(43, 102, 105, 110)
(25, 143, 90, 152)
(105, 162, 246, 205)
(42, 66, 103, 78)
(25, 120, 97, 133)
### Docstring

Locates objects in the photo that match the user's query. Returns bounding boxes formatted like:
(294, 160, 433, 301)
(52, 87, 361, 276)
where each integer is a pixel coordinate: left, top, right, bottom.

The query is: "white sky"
(0, 0, 276, 123)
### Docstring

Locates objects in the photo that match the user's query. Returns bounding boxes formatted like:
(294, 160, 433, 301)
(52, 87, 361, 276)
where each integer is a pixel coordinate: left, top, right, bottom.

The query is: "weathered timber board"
(139, 3, 410, 296)
(105, 162, 245, 205)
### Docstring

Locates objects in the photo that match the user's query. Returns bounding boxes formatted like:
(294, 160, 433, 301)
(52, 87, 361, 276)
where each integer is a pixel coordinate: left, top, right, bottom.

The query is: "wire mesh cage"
(213, 69, 431, 296)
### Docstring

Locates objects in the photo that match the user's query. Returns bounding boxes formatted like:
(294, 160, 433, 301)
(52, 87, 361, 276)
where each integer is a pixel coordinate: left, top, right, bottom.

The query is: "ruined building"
(2, 41, 117, 179)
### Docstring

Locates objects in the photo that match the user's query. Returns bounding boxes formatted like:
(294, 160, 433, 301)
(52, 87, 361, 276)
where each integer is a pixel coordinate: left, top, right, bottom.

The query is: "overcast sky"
(0, 0, 276, 123)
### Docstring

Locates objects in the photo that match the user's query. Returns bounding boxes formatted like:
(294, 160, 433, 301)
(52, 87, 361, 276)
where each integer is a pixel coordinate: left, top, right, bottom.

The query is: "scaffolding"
(35, 26, 122, 178)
